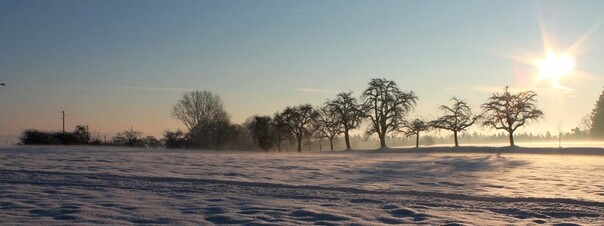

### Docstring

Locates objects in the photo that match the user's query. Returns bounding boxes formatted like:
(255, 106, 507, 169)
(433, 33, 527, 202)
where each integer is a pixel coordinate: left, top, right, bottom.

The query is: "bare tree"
(172, 90, 228, 132)
(163, 129, 188, 148)
(431, 97, 481, 147)
(580, 113, 594, 134)
(402, 118, 430, 148)
(272, 112, 291, 152)
(316, 106, 342, 151)
(172, 90, 230, 148)
(281, 104, 320, 152)
(73, 125, 91, 144)
(325, 91, 363, 150)
(361, 78, 418, 148)
(481, 86, 544, 147)
(144, 136, 163, 148)
(113, 127, 143, 147)
(247, 115, 273, 151)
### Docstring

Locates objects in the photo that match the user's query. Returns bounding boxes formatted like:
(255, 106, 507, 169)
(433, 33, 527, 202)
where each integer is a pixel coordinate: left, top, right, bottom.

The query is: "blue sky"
(1, 0, 604, 138)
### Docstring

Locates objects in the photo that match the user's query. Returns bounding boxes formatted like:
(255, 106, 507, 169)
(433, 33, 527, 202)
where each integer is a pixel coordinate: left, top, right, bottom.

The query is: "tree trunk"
(319, 140, 322, 152)
(508, 130, 515, 147)
(330, 138, 334, 151)
(276, 134, 282, 152)
(415, 132, 419, 148)
(379, 132, 387, 148)
(297, 135, 302, 152)
(453, 130, 459, 147)
(307, 137, 311, 152)
(344, 129, 351, 150)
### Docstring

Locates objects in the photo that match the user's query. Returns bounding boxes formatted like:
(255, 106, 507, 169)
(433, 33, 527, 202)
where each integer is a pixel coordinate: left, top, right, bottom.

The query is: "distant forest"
(19, 78, 604, 151)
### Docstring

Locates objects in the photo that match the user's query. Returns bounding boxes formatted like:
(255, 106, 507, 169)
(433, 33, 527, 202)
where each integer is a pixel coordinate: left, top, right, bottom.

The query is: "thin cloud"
(296, 88, 339, 94)
(79, 85, 193, 92)
(473, 85, 513, 94)
(443, 85, 506, 93)
(227, 91, 256, 96)
(472, 85, 576, 94)
(111, 86, 193, 92)
(444, 85, 576, 94)
(80, 85, 256, 96)
(287, 8, 303, 13)
(443, 86, 462, 91)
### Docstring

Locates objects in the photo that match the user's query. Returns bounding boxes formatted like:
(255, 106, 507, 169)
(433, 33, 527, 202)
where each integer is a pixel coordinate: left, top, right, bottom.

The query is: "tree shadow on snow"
(339, 155, 529, 187)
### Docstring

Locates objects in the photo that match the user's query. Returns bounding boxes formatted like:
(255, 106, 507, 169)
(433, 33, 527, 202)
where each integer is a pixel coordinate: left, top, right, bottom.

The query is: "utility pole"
(61, 111, 66, 133)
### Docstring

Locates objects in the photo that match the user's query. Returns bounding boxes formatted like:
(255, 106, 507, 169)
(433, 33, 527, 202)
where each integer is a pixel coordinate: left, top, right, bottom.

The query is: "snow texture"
(1, 146, 603, 225)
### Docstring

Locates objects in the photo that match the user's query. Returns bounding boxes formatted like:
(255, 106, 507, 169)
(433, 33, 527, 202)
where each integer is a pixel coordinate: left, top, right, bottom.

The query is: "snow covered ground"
(1, 146, 603, 225)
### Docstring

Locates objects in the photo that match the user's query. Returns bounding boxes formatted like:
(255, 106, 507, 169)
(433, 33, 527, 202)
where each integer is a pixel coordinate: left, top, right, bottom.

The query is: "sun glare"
(489, 12, 603, 90)
(535, 52, 575, 87)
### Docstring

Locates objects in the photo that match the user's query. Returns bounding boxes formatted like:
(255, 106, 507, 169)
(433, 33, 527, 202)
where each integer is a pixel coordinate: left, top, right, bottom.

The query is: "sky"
(1, 0, 604, 139)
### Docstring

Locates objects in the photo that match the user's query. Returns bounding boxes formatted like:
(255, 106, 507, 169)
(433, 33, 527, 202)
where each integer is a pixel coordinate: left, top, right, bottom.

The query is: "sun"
(535, 52, 575, 87)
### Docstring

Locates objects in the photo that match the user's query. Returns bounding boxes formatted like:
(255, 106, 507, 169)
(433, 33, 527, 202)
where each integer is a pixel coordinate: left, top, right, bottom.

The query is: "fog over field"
(1, 146, 602, 225)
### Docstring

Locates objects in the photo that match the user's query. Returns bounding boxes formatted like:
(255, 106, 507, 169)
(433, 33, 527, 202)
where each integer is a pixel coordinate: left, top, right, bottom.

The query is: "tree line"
(168, 78, 544, 151)
(19, 126, 165, 148)
(22, 78, 604, 150)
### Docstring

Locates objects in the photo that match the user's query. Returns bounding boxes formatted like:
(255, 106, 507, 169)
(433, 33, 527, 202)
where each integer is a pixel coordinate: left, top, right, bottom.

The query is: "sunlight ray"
(565, 18, 604, 56)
